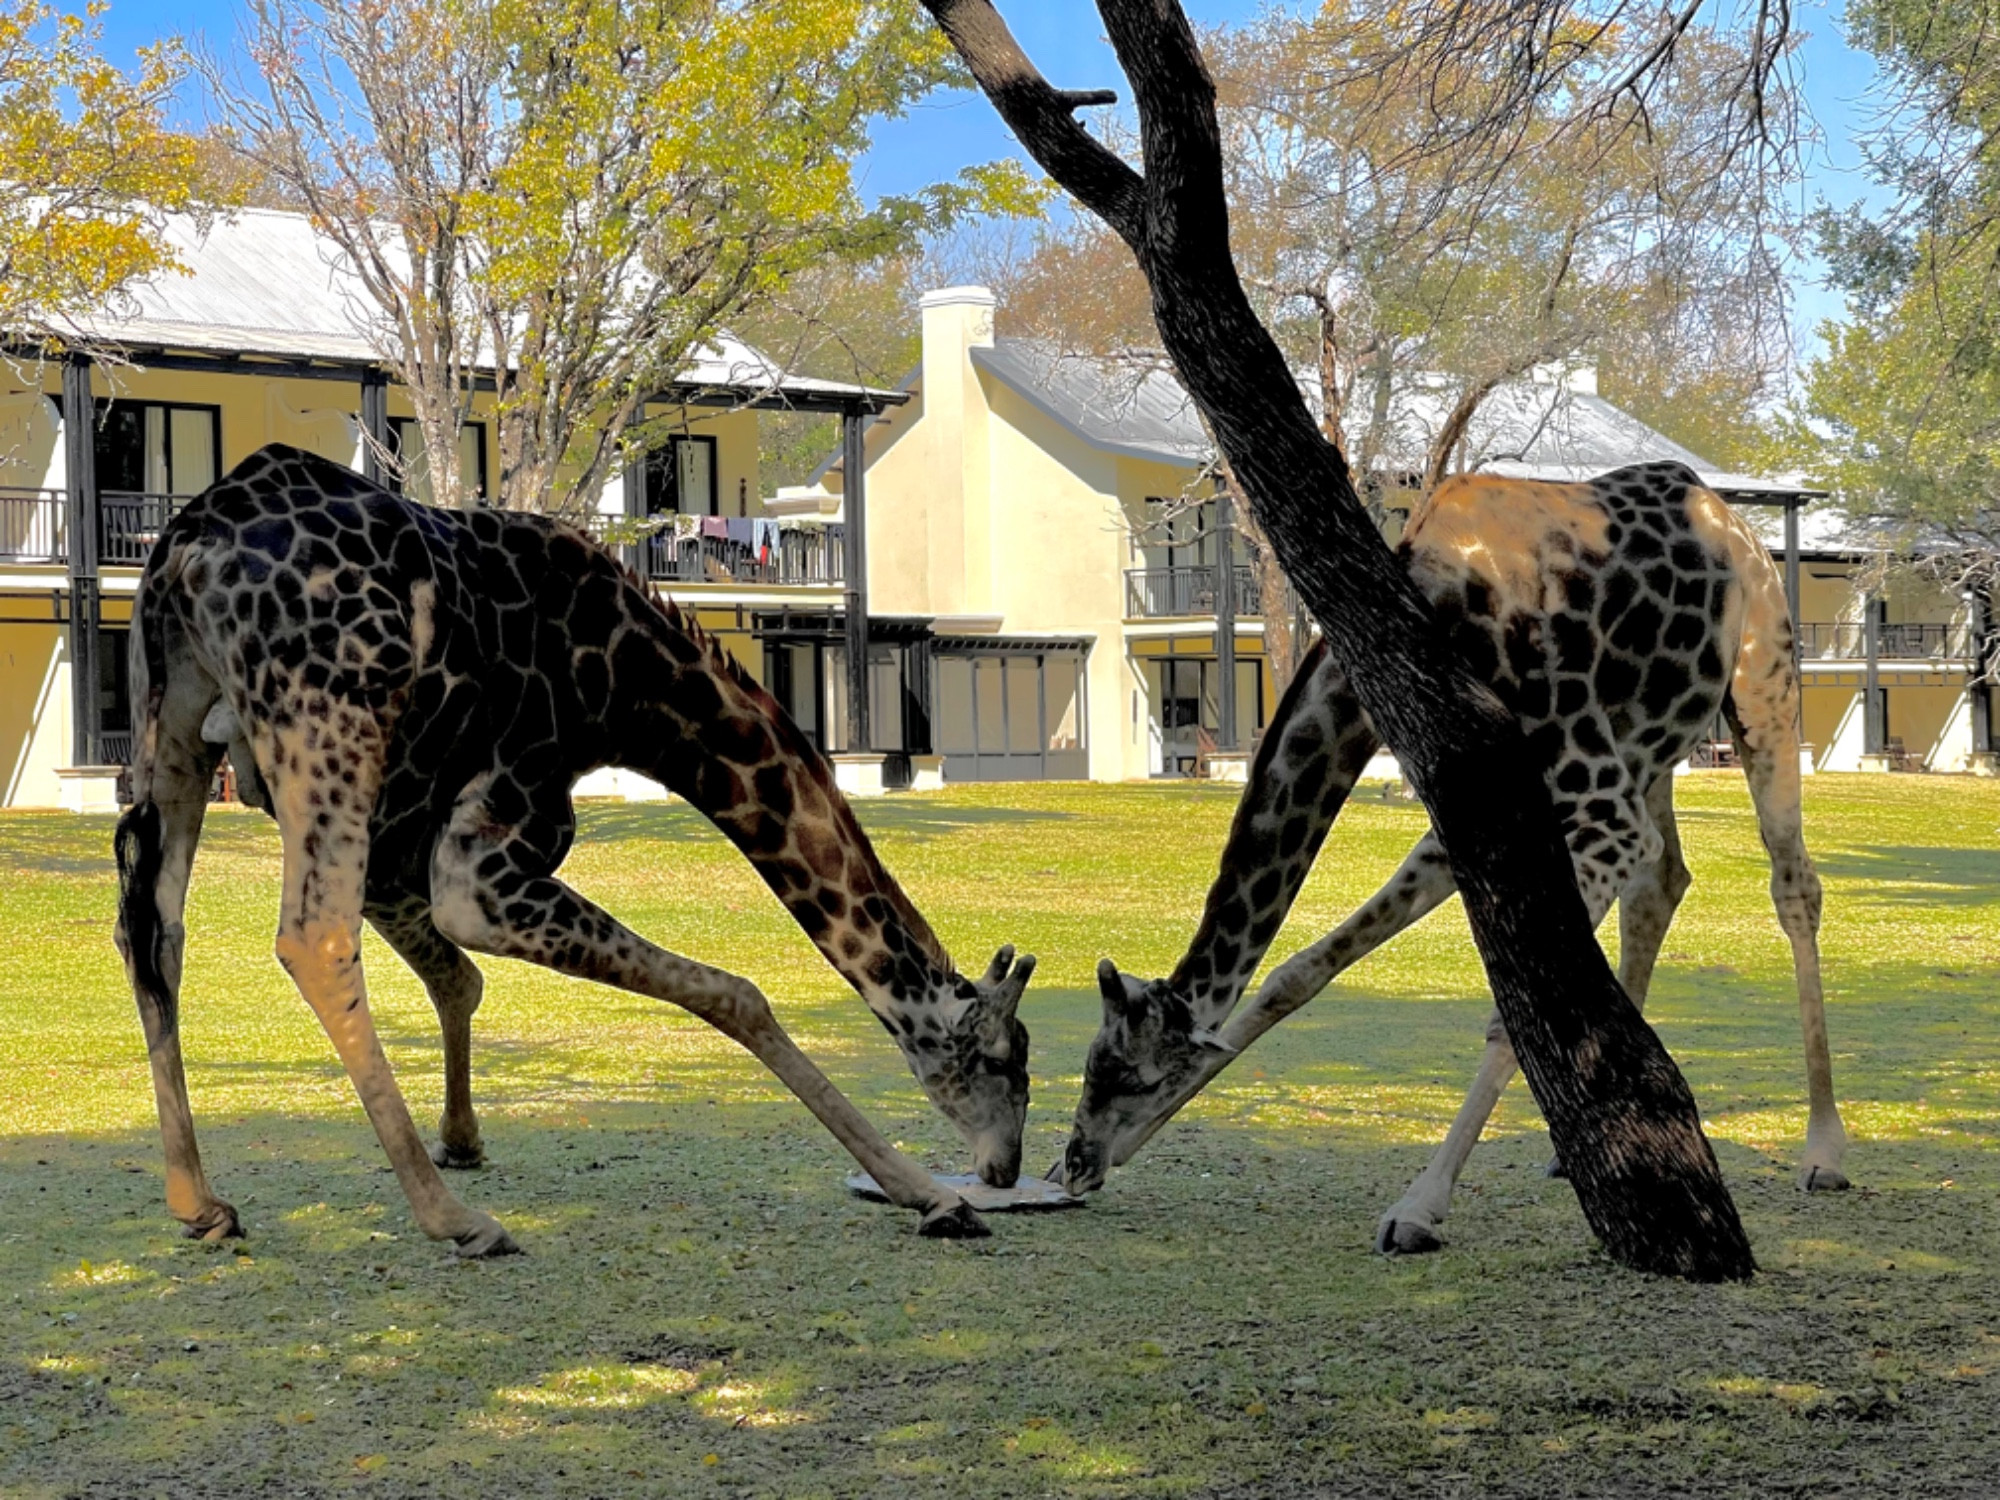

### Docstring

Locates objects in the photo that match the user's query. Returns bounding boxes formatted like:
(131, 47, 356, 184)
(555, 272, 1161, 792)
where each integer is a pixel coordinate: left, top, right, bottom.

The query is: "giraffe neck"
(1168, 641, 1378, 1027)
(622, 606, 956, 1029)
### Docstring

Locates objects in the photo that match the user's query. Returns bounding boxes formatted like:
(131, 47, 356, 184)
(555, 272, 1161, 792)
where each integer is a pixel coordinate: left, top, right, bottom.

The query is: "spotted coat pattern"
(1068, 463, 1847, 1247)
(112, 445, 1033, 1251)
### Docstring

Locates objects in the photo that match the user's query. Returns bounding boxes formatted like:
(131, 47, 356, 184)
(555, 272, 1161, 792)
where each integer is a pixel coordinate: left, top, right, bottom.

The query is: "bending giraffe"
(1064, 461, 1847, 1253)
(113, 444, 1036, 1254)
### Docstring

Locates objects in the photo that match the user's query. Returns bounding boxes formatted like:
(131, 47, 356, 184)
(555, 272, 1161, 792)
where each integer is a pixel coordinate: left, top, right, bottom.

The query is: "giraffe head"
(1059, 960, 1235, 1194)
(910, 944, 1037, 1186)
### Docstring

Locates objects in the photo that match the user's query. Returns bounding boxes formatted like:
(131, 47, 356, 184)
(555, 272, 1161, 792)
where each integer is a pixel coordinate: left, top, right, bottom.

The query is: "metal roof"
(60, 206, 899, 406)
(959, 338, 1818, 503)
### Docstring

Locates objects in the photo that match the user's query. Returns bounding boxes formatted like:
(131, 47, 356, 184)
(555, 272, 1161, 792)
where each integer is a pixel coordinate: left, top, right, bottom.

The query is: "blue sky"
(98, 0, 1890, 357)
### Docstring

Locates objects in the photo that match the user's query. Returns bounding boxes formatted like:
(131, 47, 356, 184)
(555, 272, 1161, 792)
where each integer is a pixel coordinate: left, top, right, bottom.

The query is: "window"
(94, 401, 219, 496)
(645, 434, 719, 516)
(391, 419, 488, 503)
(932, 648, 1090, 782)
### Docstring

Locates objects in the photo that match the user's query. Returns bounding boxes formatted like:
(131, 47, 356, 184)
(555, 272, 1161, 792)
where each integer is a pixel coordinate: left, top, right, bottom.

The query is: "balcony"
(639, 526, 843, 589)
(0, 487, 64, 564)
(1797, 621, 1973, 662)
(1126, 563, 1258, 618)
(100, 492, 186, 566)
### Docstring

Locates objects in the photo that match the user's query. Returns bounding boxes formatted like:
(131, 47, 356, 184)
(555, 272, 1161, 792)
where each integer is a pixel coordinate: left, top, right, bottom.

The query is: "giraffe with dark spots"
(1067, 462, 1846, 1254)
(112, 444, 1037, 1254)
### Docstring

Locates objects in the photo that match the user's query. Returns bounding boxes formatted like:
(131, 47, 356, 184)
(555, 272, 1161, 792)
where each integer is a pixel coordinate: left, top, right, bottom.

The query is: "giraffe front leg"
(430, 820, 987, 1239)
(1377, 1010, 1519, 1254)
(368, 898, 490, 1170)
(268, 744, 516, 1256)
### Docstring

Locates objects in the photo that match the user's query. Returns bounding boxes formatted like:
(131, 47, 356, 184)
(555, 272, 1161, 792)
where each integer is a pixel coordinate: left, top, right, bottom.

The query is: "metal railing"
(1797, 620, 1973, 662)
(98, 732, 134, 766)
(641, 526, 843, 588)
(99, 491, 186, 566)
(1126, 564, 1255, 618)
(0, 487, 65, 564)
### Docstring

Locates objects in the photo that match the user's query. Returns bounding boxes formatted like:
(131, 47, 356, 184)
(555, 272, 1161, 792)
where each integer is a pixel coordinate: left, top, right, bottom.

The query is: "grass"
(2, 772, 1998, 1498)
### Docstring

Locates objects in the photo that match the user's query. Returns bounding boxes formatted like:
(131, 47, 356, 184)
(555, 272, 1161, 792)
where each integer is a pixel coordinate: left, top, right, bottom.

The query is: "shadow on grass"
(6, 1093, 2000, 1500)
(1813, 845, 2000, 906)
(569, 799, 1073, 850)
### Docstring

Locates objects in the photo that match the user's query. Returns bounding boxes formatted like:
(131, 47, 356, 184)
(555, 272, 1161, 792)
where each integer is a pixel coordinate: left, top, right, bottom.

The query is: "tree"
(0, 1, 206, 347)
(923, 0, 1755, 1281)
(1781, 0, 2000, 608)
(211, 0, 1041, 512)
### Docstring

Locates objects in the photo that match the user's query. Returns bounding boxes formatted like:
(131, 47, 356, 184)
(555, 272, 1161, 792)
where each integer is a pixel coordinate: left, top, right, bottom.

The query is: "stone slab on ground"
(844, 1171, 1084, 1212)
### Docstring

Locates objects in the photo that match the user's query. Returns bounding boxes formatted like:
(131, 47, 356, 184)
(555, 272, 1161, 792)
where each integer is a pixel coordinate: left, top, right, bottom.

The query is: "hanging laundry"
(724, 516, 754, 549)
(753, 518, 780, 564)
(699, 515, 729, 541)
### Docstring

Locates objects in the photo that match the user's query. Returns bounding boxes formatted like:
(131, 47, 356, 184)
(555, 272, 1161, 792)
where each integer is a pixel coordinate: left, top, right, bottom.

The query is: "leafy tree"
(1783, 0, 2000, 598)
(0, 0, 206, 347)
(212, 0, 1041, 512)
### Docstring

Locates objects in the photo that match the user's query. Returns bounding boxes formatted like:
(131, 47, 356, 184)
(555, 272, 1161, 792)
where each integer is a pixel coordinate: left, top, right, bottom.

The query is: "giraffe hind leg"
(1725, 675, 1849, 1192)
(368, 895, 489, 1169)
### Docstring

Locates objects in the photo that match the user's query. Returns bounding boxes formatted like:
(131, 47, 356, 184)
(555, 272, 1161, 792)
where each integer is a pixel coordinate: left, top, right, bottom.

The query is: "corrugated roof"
(958, 338, 1818, 503)
(60, 206, 896, 403)
(970, 342, 1212, 465)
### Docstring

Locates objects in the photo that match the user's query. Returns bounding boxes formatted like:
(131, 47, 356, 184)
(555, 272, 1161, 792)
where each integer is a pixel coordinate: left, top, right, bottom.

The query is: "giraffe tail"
(113, 572, 174, 1015)
(114, 798, 171, 1020)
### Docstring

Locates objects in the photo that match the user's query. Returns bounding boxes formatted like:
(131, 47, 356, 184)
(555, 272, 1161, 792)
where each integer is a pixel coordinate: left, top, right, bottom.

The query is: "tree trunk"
(923, 0, 1754, 1281)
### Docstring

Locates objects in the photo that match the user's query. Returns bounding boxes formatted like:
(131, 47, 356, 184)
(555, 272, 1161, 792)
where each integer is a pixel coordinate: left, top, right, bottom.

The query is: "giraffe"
(1063, 462, 1848, 1253)
(112, 444, 1038, 1254)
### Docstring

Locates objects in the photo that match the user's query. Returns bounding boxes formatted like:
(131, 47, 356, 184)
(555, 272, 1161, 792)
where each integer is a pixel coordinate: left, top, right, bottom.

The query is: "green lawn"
(2, 774, 1998, 1498)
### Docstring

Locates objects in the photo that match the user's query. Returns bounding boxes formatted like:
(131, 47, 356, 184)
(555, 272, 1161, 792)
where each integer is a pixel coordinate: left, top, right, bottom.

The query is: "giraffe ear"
(1097, 959, 1140, 1025)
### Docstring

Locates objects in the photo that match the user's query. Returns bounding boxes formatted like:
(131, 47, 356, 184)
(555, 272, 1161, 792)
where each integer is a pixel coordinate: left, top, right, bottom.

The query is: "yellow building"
(6, 230, 1993, 809)
(1, 208, 899, 809)
(813, 286, 1997, 783)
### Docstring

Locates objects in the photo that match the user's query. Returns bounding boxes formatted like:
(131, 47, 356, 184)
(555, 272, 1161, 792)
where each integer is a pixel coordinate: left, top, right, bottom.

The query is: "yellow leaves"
(0, 0, 209, 336)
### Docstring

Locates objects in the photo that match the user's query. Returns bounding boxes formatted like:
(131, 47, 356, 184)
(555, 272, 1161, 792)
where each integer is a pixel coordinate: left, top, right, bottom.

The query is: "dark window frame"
(92, 399, 223, 496)
(646, 433, 720, 517)
(390, 417, 490, 502)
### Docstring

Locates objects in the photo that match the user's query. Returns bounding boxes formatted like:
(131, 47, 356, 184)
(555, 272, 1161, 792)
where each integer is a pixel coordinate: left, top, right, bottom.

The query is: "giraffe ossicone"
(1065, 462, 1849, 1250)
(112, 444, 1038, 1253)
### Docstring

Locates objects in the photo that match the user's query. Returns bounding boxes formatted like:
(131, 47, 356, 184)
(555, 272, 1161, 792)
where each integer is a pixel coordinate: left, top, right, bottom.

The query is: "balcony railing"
(640, 526, 843, 588)
(99, 491, 187, 566)
(1127, 564, 1255, 618)
(1797, 621, 1973, 662)
(1125, 563, 1305, 620)
(0, 487, 65, 564)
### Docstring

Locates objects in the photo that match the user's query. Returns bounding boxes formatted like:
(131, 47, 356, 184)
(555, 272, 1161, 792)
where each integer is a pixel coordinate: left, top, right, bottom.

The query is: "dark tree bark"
(922, 0, 1755, 1281)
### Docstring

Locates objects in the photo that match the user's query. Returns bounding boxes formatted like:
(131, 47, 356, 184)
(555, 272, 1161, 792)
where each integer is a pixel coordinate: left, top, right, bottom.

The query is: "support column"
(622, 451, 647, 578)
(839, 405, 871, 756)
(359, 368, 390, 485)
(1969, 587, 1994, 762)
(61, 353, 102, 769)
(1862, 594, 1887, 761)
(1213, 483, 1239, 752)
(1783, 499, 1801, 654)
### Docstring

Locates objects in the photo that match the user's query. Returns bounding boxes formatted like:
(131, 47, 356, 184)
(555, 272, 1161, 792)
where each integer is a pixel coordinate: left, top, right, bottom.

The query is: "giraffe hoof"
(451, 1213, 521, 1258)
(429, 1140, 488, 1170)
(917, 1200, 991, 1240)
(1375, 1213, 1444, 1256)
(1801, 1164, 1850, 1193)
(1543, 1155, 1569, 1179)
(183, 1202, 243, 1242)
